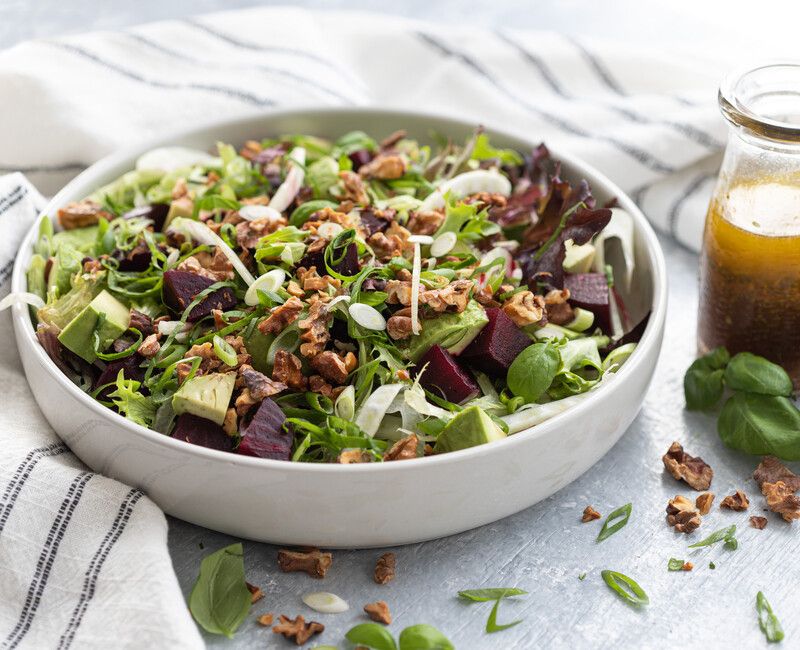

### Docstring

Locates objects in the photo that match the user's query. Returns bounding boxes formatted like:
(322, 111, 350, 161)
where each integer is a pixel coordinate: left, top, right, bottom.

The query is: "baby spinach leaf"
(188, 542, 251, 638)
(718, 393, 800, 460)
(724, 352, 793, 397)
(398, 624, 454, 650)
(684, 346, 729, 410)
(507, 342, 560, 403)
(601, 570, 649, 606)
(346, 623, 398, 650)
(458, 588, 528, 602)
(756, 591, 784, 643)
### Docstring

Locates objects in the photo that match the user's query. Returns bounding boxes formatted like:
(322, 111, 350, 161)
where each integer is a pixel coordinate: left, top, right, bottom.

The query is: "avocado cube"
(243, 329, 274, 375)
(434, 405, 506, 454)
(58, 289, 130, 362)
(404, 299, 488, 362)
(172, 372, 236, 426)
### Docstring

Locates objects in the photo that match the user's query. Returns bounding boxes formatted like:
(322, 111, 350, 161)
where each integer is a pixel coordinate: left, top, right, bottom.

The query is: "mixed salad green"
(18, 127, 645, 463)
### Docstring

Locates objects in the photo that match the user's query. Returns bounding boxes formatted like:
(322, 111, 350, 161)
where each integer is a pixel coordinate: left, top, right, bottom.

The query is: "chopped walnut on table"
(339, 170, 369, 205)
(374, 552, 396, 585)
(502, 290, 546, 327)
(246, 582, 264, 604)
(753, 456, 800, 492)
(406, 209, 445, 236)
(57, 199, 112, 230)
(720, 490, 749, 511)
(240, 365, 287, 399)
(386, 308, 415, 341)
(384, 434, 419, 461)
(137, 333, 160, 358)
(259, 297, 304, 335)
(666, 495, 701, 534)
(364, 600, 392, 625)
(257, 613, 274, 627)
(662, 441, 713, 491)
(298, 300, 332, 357)
(544, 289, 575, 326)
(419, 279, 473, 314)
(695, 492, 715, 515)
(581, 506, 601, 523)
(278, 548, 333, 578)
(358, 154, 406, 180)
(680, 562, 694, 571)
(272, 615, 325, 646)
(272, 350, 308, 391)
(750, 516, 768, 530)
(762, 481, 800, 522)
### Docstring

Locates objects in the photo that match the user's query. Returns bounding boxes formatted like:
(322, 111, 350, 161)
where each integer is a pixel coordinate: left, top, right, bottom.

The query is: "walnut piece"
(339, 170, 369, 205)
(277, 548, 332, 578)
(544, 289, 574, 326)
(240, 365, 287, 399)
(581, 506, 601, 523)
(385, 280, 412, 306)
(419, 279, 473, 314)
(680, 562, 694, 571)
(762, 481, 800, 522)
(695, 492, 715, 515)
(137, 333, 160, 358)
(222, 407, 238, 435)
(662, 441, 713, 491)
(750, 516, 768, 530)
(374, 552, 396, 585)
(358, 154, 406, 180)
(502, 291, 546, 327)
(666, 495, 701, 533)
(257, 613, 274, 626)
(384, 434, 419, 461)
(386, 311, 414, 340)
(57, 199, 112, 230)
(720, 490, 749, 511)
(368, 223, 412, 261)
(753, 456, 800, 492)
(298, 300, 331, 357)
(192, 247, 235, 281)
(364, 600, 392, 625)
(463, 192, 508, 209)
(246, 581, 264, 604)
(259, 296, 304, 335)
(236, 215, 287, 249)
(272, 615, 325, 646)
(406, 209, 445, 236)
(338, 449, 373, 464)
(272, 350, 308, 391)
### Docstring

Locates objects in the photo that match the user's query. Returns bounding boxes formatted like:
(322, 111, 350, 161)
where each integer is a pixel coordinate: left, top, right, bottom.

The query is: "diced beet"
(114, 245, 151, 272)
(94, 353, 146, 391)
(237, 398, 291, 460)
(298, 242, 360, 277)
(564, 273, 611, 334)
(460, 308, 532, 377)
(162, 270, 237, 322)
(349, 149, 373, 169)
(414, 345, 480, 404)
(172, 413, 234, 452)
(358, 207, 391, 236)
(122, 203, 170, 231)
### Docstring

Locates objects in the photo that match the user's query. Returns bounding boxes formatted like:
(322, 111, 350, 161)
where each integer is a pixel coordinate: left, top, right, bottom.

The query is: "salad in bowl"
(19, 127, 644, 465)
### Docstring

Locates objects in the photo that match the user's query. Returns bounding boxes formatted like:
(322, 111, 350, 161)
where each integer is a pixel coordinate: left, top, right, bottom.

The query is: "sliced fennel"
(594, 208, 635, 292)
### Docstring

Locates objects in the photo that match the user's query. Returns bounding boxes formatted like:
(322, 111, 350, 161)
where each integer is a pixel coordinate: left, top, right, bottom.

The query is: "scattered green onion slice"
(667, 558, 685, 571)
(601, 570, 649, 606)
(349, 303, 387, 331)
(244, 269, 286, 306)
(596, 503, 632, 542)
(688, 524, 737, 550)
(302, 592, 349, 614)
(212, 335, 237, 367)
(430, 231, 458, 257)
(485, 598, 522, 634)
(756, 591, 784, 643)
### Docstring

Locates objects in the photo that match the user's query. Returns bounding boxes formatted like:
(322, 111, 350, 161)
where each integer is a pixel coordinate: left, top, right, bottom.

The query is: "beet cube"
(564, 273, 611, 334)
(460, 308, 532, 377)
(162, 270, 237, 322)
(172, 413, 234, 452)
(122, 203, 170, 231)
(114, 245, 151, 272)
(94, 353, 145, 392)
(298, 242, 359, 277)
(414, 345, 480, 404)
(358, 208, 391, 237)
(237, 398, 291, 460)
(349, 149, 373, 169)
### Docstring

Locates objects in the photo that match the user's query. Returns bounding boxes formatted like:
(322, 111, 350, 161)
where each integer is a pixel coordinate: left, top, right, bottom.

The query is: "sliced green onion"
(430, 231, 457, 257)
(212, 335, 237, 367)
(565, 307, 595, 332)
(245, 269, 286, 306)
(667, 558, 685, 571)
(601, 570, 649, 606)
(334, 385, 356, 421)
(688, 525, 737, 550)
(306, 392, 334, 414)
(756, 591, 784, 643)
(94, 327, 143, 361)
(602, 343, 637, 372)
(597, 503, 632, 542)
(348, 303, 386, 331)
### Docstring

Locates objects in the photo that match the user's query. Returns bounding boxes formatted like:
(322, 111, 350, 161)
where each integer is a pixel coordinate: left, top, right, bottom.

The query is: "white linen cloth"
(0, 6, 727, 648)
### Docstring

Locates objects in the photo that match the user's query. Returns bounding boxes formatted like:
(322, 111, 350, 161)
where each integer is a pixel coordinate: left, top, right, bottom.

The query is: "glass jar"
(698, 62, 800, 383)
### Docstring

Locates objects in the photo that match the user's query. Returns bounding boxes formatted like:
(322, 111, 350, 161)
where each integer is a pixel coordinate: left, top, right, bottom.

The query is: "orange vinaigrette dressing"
(698, 178, 800, 382)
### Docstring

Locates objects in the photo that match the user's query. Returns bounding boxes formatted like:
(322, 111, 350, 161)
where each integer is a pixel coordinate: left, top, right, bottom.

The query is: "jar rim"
(720, 61, 800, 143)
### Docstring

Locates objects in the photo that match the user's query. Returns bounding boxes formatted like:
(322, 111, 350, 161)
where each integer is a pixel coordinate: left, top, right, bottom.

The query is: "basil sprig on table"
(188, 543, 251, 637)
(684, 348, 800, 460)
(345, 623, 454, 650)
(458, 588, 528, 634)
(756, 591, 785, 643)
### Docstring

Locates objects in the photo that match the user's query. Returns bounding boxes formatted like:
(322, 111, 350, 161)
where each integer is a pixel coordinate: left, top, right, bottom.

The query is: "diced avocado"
(172, 372, 236, 426)
(243, 329, 274, 375)
(434, 405, 506, 454)
(163, 196, 194, 230)
(563, 239, 596, 274)
(37, 272, 105, 330)
(403, 299, 488, 362)
(58, 290, 130, 362)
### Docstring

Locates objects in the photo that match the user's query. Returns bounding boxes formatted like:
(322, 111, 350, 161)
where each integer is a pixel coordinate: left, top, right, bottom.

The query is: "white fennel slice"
(419, 169, 512, 211)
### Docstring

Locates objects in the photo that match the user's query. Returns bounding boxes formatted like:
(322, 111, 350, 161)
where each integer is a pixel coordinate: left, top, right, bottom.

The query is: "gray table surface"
(7, 1, 800, 648)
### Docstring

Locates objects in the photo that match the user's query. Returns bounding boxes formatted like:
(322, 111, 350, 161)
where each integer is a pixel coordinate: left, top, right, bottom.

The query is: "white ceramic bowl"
(11, 108, 666, 548)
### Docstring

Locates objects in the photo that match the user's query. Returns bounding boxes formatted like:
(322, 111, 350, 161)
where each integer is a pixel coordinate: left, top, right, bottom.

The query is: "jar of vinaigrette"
(699, 63, 800, 383)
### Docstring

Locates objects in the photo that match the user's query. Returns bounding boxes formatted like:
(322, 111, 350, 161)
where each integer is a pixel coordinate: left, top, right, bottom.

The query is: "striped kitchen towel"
(0, 6, 727, 648)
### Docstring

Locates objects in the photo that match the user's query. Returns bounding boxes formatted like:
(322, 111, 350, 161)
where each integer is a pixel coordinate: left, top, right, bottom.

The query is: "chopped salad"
(19, 127, 646, 463)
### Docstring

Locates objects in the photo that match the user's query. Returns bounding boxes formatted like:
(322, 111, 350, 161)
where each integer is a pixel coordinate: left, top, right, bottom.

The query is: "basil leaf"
(718, 393, 800, 460)
(485, 598, 522, 634)
(601, 570, 649, 606)
(345, 623, 398, 650)
(667, 558, 685, 571)
(458, 588, 527, 602)
(684, 347, 729, 410)
(756, 591, 784, 643)
(688, 525, 738, 549)
(188, 542, 251, 638)
(398, 624, 454, 650)
(725, 352, 793, 397)
(596, 503, 632, 542)
(507, 342, 560, 403)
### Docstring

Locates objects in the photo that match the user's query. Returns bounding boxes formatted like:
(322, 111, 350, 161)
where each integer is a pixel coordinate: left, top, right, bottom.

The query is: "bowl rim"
(11, 106, 668, 475)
